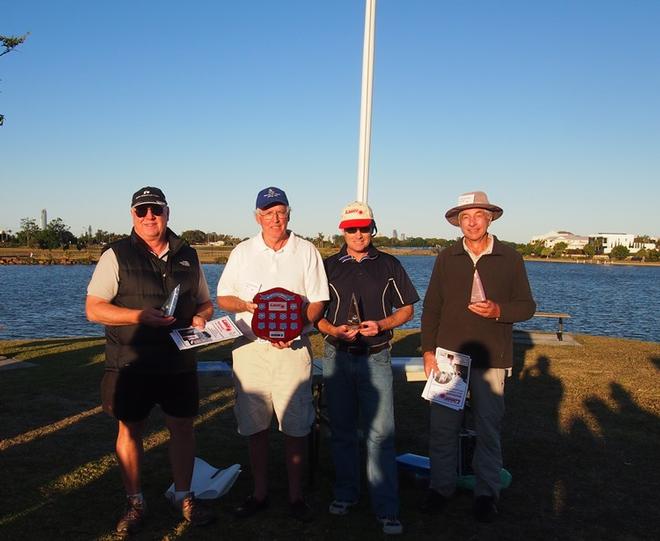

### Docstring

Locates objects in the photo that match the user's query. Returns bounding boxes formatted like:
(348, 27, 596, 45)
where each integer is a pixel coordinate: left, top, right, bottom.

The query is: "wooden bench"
(533, 311, 571, 341)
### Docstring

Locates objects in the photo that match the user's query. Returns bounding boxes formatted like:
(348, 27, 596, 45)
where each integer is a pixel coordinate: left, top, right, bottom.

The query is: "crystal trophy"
(161, 284, 180, 317)
(469, 270, 486, 304)
(346, 293, 362, 329)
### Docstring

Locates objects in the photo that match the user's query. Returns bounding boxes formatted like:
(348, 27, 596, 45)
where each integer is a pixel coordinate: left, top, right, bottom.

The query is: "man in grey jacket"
(420, 191, 535, 523)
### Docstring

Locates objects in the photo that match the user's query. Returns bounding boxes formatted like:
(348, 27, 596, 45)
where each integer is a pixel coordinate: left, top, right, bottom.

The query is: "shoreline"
(1, 329, 657, 347)
(1, 247, 658, 267)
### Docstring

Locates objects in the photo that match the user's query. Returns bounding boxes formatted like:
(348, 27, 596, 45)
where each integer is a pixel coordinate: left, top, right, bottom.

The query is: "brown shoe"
(180, 494, 216, 527)
(116, 498, 146, 534)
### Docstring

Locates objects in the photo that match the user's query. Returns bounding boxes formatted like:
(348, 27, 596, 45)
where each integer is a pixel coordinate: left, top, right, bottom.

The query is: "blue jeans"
(322, 342, 399, 517)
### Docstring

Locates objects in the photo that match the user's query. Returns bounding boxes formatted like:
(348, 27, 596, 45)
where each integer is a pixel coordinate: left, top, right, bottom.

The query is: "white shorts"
(231, 337, 315, 437)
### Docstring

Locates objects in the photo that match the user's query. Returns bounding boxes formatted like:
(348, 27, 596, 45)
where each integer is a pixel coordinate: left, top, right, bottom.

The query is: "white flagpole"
(356, 0, 376, 203)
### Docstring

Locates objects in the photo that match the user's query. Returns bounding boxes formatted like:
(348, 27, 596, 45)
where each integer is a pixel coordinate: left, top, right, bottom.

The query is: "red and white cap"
(338, 201, 374, 229)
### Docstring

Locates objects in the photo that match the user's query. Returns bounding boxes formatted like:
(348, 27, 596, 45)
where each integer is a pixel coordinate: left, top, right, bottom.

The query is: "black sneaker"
(289, 499, 314, 523)
(473, 495, 498, 523)
(233, 495, 269, 518)
(116, 497, 146, 534)
(419, 489, 447, 515)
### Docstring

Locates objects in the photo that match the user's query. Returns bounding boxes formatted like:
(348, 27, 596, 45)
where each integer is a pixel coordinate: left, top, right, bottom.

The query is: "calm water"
(0, 258, 658, 342)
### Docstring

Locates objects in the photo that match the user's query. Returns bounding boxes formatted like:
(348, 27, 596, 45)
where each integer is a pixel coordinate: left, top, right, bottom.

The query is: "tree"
(610, 245, 630, 260)
(1, 33, 29, 126)
(47, 217, 76, 248)
(181, 229, 208, 245)
(551, 242, 568, 258)
(634, 235, 652, 244)
(17, 217, 40, 247)
(583, 242, 596, 258)
(647, 249, 659, 262)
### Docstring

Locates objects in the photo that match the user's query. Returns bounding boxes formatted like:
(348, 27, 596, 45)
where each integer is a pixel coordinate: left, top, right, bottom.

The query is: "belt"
(328, 338, 390, 356)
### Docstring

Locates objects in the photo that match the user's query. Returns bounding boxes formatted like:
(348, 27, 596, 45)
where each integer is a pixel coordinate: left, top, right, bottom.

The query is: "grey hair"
(458, 208, 493, 222)
(255, 205, 291, 217)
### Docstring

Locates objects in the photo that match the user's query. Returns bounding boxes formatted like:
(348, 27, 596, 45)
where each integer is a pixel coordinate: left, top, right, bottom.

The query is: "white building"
(530, 230, 589, 251)
(588, 233, 655, 255)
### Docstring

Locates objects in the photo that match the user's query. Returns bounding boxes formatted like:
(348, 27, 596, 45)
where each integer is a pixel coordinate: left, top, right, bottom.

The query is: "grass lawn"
(1, 331, 658, 540)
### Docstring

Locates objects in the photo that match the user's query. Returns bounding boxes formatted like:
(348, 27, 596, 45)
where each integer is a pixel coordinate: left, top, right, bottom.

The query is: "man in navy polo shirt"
(317, 201, 419, 535)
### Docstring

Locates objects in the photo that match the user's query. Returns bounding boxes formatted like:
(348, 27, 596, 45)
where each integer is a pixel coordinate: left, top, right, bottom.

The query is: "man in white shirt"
(217, 186, 329, 522)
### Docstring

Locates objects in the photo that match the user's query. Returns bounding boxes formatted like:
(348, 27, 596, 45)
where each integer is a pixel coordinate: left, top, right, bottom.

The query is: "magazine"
(170, 316, 243, 350)
(421, 347, 472, 410)
(165, 457, 241, 501)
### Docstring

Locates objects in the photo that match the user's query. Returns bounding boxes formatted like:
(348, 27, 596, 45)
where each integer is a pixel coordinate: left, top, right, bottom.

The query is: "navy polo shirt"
(323, 244, 420, 348)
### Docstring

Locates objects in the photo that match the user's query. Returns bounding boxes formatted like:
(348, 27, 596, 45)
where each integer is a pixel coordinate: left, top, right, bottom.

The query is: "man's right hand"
(423, 351, 438, 378)
(333, 324, 359, 342)
(138, 307, 176, 327)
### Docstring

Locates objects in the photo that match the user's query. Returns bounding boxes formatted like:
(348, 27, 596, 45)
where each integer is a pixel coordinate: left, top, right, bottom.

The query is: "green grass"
(1, 331, 658, 540)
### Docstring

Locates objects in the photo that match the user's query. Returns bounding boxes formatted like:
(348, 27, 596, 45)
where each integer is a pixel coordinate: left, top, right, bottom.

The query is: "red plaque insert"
(251, 287, 304, 342)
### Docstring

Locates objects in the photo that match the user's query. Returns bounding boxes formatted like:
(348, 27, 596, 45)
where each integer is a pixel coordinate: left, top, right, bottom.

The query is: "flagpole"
(356, 0, 376, 203)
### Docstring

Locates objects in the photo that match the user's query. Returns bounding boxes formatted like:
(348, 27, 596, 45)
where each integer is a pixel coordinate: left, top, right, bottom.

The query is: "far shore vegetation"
(1, 217, 659, 265)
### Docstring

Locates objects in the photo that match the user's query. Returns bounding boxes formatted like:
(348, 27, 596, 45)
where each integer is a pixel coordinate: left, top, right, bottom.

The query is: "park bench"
(533, 311, 571, 341)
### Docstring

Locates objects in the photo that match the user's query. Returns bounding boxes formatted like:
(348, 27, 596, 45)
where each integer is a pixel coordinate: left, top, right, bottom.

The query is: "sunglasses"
(344, 226, 372, 234)
(134, 205, 165, 218)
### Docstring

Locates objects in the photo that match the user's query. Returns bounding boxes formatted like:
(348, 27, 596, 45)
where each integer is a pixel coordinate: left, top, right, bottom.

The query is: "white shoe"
(328, 500, 357, 515)
(377, 516, 403, 535)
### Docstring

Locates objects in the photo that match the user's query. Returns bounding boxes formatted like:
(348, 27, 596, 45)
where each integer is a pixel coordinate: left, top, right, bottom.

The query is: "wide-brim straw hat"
(445, 191, 503, 226)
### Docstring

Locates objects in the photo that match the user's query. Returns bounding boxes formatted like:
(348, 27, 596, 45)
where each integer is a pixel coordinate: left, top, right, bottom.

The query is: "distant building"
(400, 233, 406, 241)
(392, 229, 398, 240)
(530, 230, 588, 251)
(41, 209, 48, 229)
(587, 233, 655, 255)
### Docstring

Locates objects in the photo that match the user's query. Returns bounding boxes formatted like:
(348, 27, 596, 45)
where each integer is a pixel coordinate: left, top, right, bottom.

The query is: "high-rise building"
(392, 229, 398, 240)
(41, 209, 47, 229)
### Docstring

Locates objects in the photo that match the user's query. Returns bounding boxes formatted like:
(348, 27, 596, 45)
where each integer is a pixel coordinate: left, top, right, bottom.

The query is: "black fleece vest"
(104, 229, 200, 373)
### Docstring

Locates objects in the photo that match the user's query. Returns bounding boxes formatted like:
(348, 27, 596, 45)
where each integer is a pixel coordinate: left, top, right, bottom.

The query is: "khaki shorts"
(232, 337, 315, 437)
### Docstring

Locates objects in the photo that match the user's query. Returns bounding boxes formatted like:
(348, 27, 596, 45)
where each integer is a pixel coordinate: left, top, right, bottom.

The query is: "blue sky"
(2, 0, 659, 243)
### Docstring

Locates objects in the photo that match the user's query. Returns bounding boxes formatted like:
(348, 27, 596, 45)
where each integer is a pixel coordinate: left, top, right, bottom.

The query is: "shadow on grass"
(651, 356, 660, 370)
(1, 334, 659, 540)
(1, 371, 237, 540)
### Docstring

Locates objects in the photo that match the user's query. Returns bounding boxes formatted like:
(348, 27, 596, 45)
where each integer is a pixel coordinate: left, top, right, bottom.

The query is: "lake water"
(0, 258, 658, 342)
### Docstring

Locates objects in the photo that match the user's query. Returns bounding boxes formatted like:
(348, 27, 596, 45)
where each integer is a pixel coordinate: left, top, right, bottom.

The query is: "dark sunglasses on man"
(344, 226, 372, 234)
(134, 205, 165, 218)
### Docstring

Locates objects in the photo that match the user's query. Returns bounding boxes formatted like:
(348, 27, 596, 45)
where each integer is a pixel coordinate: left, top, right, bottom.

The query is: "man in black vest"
(86, 187, 215, 534)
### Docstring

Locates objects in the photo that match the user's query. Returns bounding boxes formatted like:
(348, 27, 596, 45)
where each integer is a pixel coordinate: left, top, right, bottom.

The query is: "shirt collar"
(256, 230, 295, 253)
(462, 234, 494, 264)
(337, 243, 380, 263)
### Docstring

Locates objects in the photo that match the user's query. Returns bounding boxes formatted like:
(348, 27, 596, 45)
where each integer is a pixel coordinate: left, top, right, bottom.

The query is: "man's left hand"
(358, 320, 380, 337)
(468, 300, 501, 319)
(191, 315, 207, 330)
(271, 340, 294, 349)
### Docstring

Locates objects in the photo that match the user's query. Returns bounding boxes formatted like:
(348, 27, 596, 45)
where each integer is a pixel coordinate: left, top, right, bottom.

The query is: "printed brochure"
(421, 347, 472, 410)
(170, 316, 243, 350)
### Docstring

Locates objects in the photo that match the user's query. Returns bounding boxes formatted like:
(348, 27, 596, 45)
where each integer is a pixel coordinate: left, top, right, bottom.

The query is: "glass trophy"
(346, 293, 362, 329)
(469, 270, 486, 304)
(161, 284, 180, 317)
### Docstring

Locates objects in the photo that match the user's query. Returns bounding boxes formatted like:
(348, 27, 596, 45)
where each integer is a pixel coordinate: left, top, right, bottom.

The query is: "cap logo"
(264, 188, 282, 199)
(458, 194, 475, 205)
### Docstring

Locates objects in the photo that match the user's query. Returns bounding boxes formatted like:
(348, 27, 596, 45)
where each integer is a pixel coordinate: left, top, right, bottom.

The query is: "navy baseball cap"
(131, 186, 167, 208)
(255, 186, 289, 210)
